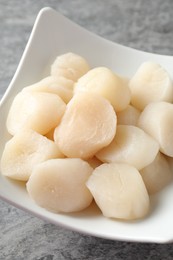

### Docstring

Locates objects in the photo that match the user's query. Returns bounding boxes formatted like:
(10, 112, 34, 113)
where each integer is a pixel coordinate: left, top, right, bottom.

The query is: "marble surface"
(1, 0, 173, 259)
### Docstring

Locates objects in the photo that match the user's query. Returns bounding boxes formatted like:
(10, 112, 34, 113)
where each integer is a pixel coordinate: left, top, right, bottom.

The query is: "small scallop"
(6, 91, 66, 135)
(138, 101, 173, 157)
(23, 76, 74, 103)
(0, 129, 64, 181)
(140, 152, 173, 194)
(86, 163, 150, 220)
(26, 158, 93, 213)
(129, 61, 173, 111)
(51, 52, 90, 81)
(117, 105, 140, 126)
(74, 67, 131, 112)
(54, 92, 117, 159)
(96, 125, 159, 170)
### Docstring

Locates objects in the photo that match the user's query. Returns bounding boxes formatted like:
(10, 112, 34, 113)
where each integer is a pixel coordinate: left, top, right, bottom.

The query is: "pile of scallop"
(1, 52, 173, 220)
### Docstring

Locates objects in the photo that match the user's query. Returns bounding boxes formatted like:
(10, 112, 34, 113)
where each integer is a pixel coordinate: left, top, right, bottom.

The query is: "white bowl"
(1, 7, 173, 243)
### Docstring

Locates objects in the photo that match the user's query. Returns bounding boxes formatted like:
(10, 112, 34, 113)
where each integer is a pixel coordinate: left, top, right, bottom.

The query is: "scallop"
(0, 129, 64, 181)
(54, 92, 117, 159)
(138, 101, 173, 157)
(26, 158, 93, 213)
(74, 67, 131, 112)
(23, 76, 74, 103)
(86, 163, 150, 220)
(96, 125, 159, 170)
(140, 152, 173, 194)
(6, 91, 66, 135)
(51, 52, 90, 81)
(129, 61, 173, 111)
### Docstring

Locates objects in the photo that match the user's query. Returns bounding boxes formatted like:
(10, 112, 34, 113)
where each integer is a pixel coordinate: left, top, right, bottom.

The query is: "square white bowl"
(1, 7, 173, 243)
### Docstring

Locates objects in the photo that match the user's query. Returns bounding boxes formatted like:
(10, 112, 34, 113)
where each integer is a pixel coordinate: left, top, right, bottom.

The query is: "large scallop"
(26, 158, 93, 213)
(54, 92, 117, 159)
(86, 163, 150, 220)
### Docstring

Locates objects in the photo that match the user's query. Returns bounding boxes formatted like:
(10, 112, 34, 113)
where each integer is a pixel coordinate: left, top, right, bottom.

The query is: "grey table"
(1, 1, 173, 259)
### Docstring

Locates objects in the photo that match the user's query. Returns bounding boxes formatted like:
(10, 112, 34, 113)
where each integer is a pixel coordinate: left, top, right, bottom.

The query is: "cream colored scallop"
(6, 91, 66, 135)
(86, 163, 150, 220)
(117, 105, 140, 126)
(129, 61, 173, 111)
(51, 52, 90, 81)
(96, 125, 159, 170)
(54, 92, 117, 159)
(140, 152, 173, 194)
(23, 76, 74, 103)
(138, 101, 173, 157)
(0, 129, 64, 181)
(26, 158, 93, 213)
(74, 67, 131, 112)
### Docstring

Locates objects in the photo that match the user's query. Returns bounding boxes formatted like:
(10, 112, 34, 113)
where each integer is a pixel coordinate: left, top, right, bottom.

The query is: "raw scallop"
(129, 61, 173, 110)
(23, 76, 74, 103)
(0, 129, 64, 181)
(96, 125, 159, 170)
(138, 101, 173, 157)
(54, 92, 117, 159)
(140, 152, 173, 194)
(6, 91, 66, 135)
(74, 67, 131, 112)
(86, 163, 150, 220)
(27, 158, 93, 213)
(51, 52, 90, 81)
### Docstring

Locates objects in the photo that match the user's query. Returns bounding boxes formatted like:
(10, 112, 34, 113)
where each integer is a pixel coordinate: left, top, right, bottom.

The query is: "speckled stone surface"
(1, 0, 173, 259)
